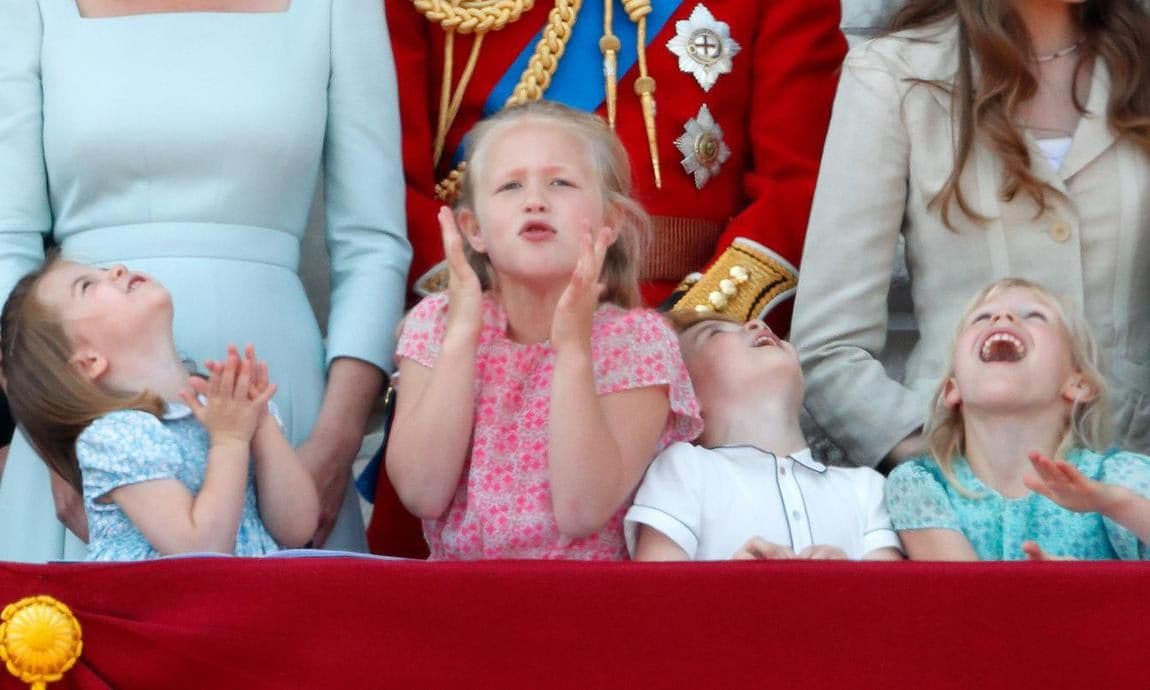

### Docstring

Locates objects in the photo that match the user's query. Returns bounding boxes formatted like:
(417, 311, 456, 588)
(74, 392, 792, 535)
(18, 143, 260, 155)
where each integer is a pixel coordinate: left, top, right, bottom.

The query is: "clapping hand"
(182, 344, 274, 448)
(1024, 451, 1117, 514)
(439, 206, 484, 342)
(551, 222, 612, 353)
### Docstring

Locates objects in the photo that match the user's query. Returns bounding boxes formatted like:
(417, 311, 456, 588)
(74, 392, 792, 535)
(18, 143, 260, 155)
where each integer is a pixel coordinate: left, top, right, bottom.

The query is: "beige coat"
(792, 20, 1150, 467)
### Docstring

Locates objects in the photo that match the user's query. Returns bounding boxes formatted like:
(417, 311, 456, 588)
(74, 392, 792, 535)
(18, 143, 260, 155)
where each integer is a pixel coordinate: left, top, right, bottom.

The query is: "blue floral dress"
(78, 404, 279, 561)
(885, 448, 1150, 560)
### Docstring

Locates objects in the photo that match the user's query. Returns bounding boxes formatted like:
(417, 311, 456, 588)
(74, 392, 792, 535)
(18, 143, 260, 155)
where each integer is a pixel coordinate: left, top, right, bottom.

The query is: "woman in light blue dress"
(0, 0, 411, 561)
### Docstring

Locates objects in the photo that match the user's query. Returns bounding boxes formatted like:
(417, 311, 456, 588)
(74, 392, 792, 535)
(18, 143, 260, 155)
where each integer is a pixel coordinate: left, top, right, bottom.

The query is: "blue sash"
(451, 0, 682, 164)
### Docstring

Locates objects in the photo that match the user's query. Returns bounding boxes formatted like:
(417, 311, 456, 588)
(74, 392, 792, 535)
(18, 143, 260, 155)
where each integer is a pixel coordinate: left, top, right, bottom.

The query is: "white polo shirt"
(625, 443, 902, 560)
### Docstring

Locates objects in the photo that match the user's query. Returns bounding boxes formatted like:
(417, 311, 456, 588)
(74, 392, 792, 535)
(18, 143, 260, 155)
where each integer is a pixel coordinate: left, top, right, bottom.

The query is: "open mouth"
(127, 275, 147, 292)
(750, 331, 780, 348)
(979, 331, 1026, 362)
(519, 221, 557, 239)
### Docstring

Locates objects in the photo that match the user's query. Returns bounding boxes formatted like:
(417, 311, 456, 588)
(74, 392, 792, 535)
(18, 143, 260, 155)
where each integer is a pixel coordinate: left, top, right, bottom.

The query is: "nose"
(522, 182, 548, 214)
(990, 309, 1019, 324)
(107, 264, 128, 281)
(743, 319, 766, 333)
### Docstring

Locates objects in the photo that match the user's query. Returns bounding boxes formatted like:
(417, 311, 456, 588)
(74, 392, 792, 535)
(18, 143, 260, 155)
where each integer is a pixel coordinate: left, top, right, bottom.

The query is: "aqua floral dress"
(885, 448, 1150, 560)
(78, 404, 280, 561)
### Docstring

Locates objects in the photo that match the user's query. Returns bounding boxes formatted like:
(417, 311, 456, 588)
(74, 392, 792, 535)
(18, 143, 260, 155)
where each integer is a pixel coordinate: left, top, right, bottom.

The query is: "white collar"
(161, 401, 195, 421)
(710, 445, 826, 473)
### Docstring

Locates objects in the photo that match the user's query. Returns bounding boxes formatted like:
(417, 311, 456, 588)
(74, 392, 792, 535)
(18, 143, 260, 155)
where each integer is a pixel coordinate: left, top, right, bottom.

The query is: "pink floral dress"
(398, 293, 703, 560)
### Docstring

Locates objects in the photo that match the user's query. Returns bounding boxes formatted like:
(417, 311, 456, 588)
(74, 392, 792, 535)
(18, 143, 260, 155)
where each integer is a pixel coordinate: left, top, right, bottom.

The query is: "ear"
(1060, 372, 1097, 404)
(942, 377, 962, 408)
(70, 347, 108, 382)
(456, 207, 486, 254)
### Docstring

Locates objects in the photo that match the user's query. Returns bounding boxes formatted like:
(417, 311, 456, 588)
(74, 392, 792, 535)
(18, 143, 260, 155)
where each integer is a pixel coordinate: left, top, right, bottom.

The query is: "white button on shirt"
(625, 443, 902, 560)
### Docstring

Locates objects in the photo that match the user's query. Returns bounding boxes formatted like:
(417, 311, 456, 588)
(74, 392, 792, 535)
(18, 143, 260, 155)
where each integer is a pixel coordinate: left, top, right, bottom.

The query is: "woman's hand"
(439, 207, 483, 344)
(50, 470, 89, 543)
(551, 223, 611, 353)
(1024, 451, 1118, 514)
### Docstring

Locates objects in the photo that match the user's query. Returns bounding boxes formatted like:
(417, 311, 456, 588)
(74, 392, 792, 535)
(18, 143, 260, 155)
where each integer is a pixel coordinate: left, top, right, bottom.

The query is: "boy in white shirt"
(626, 312, 903, 561)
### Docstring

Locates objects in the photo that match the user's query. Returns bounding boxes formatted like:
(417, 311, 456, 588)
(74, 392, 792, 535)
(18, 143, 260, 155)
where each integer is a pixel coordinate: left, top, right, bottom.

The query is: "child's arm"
(244, 347, 320, 548)
(634, 525, 690, 561)
(110, 350, 270, 554)
(1025, 452, 1150, 544)
(898, 529, 979, 561)
(385, 208, 481, 519)
(549, 226, 670, 538)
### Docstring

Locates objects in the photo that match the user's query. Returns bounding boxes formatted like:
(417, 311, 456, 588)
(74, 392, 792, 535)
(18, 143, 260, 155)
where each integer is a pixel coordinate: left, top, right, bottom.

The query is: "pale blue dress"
(0, 1, 411, 561)
(79, 404, 280, 561)
(886, 449, 1150, 560)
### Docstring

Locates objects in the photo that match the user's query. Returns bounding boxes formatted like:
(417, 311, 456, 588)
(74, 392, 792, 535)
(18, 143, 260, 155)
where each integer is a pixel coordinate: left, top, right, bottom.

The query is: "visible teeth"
(752, 334, 775, 348)
(980, 332, 1025, 362)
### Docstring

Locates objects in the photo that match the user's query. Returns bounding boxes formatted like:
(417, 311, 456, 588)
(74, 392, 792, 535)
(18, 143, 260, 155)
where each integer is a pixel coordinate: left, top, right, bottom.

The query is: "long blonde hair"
(925, 278, 1111, 487)
(0, 257, 164, 493)
(888, 0, 1150, 228)
(455, 100, 650, 309)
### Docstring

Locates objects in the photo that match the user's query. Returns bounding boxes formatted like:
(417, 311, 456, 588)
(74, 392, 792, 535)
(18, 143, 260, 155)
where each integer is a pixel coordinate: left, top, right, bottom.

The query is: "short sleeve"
(394, 293, 449, 369)
(885, 459, 961, 531)
(322, 0, 413, 371)
(77, 411, 186, 504)
(624, 443, 704, 558)
(0, 0, 51, 301)
(1097, 451, 1150, 560)
(591, 308, 703, 447)
(854, 468, 903, 555)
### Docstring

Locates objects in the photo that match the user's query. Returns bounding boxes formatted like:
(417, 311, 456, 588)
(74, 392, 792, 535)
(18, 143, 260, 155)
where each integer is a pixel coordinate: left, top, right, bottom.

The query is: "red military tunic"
(371, 0, 846, 557)
(388, 0, 846, 315)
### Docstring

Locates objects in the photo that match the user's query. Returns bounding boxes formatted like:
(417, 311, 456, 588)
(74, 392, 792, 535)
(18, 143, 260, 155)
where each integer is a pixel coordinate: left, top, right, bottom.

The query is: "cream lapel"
(1059, 58, 1115, 181)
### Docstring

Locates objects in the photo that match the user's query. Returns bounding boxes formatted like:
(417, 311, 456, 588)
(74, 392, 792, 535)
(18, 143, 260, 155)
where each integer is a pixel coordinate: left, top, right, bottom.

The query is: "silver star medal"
(666, 4, 741, 92)
(675, 104, 730, 189)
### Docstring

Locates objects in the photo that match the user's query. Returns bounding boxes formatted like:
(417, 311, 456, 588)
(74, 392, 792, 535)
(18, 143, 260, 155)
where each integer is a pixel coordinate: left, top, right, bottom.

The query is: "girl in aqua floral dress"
(385, 102, 702, 560)
(886, 278, 1150, 560)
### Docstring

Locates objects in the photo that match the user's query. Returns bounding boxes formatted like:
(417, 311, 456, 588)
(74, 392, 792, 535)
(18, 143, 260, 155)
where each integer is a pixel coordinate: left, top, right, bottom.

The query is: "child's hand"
(1021, 541, 1076, 561)
(241, 344, 278, 430)
(1024, 451, 1119, 514)
(797, 544, 848, 560)
(551, 222, 611, 353)
(181, 345, 274, 448)
(732, 536, 796, 560)
(439, 206, 483, 342)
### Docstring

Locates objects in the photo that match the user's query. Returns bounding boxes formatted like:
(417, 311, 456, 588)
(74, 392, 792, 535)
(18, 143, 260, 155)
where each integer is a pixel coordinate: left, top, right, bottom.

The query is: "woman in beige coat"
(792, 0, 1150, 469)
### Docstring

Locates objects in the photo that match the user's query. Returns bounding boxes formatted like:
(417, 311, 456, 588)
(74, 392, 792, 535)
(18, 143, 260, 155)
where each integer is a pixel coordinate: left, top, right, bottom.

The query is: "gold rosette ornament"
(0, 596, 83, 690)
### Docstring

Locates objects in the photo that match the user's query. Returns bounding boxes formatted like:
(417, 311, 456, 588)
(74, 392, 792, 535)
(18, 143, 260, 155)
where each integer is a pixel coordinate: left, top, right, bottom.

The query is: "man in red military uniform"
(370, 0, 847, 555)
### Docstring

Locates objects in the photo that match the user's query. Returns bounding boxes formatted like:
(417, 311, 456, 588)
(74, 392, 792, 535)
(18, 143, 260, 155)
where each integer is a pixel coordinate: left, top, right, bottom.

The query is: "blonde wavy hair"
(454, 100, 650, 309)
(889, 0, 1150, 229)
(925, 278, 1111, 487)
(0, 256, 164, 493)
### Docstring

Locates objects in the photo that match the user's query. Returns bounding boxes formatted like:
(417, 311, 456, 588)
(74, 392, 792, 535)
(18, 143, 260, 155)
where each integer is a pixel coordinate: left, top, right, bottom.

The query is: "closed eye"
(970, 312, 991, 324)
(1024, 311, 1048, 321)
(495, 181, 521, 193)
(550, 178, 575, 188)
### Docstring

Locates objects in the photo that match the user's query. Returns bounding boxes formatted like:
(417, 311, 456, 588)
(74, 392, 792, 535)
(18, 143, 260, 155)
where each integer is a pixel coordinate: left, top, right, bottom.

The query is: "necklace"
(1035, 39, 1083, 63)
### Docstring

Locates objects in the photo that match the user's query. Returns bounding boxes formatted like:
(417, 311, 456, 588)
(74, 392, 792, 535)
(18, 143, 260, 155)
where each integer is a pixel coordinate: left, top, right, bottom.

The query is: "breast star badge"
(666, 4, 741, 92)
(675, 104, 730, 189)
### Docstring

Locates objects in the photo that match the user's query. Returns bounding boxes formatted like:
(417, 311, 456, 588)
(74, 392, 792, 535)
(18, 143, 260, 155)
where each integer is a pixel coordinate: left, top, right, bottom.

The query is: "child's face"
(35, 261, 171, 376)
(678, 318, 803, 410)
(460, 120, 611, 286)
(946, 286, 1083, 411)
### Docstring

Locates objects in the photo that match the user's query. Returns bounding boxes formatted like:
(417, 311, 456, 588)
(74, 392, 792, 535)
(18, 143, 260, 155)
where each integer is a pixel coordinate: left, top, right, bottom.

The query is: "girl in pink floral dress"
(386, 102, 702, 559)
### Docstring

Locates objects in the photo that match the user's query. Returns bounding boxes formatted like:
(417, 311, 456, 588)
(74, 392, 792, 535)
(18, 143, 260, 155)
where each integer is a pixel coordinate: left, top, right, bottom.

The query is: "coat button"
(1049, 221, 1071, 243)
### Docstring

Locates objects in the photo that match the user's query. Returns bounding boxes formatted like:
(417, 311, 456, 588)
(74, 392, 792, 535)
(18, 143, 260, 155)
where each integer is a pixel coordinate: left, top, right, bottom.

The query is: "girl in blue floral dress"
(885, 278, 1150, 560)
(0, 258, 319, 560)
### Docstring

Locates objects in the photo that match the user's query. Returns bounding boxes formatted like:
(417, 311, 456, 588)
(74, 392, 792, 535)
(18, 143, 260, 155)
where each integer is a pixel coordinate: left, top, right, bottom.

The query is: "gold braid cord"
(415, 0, 537, 167)
(433, 0, 581, 203)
